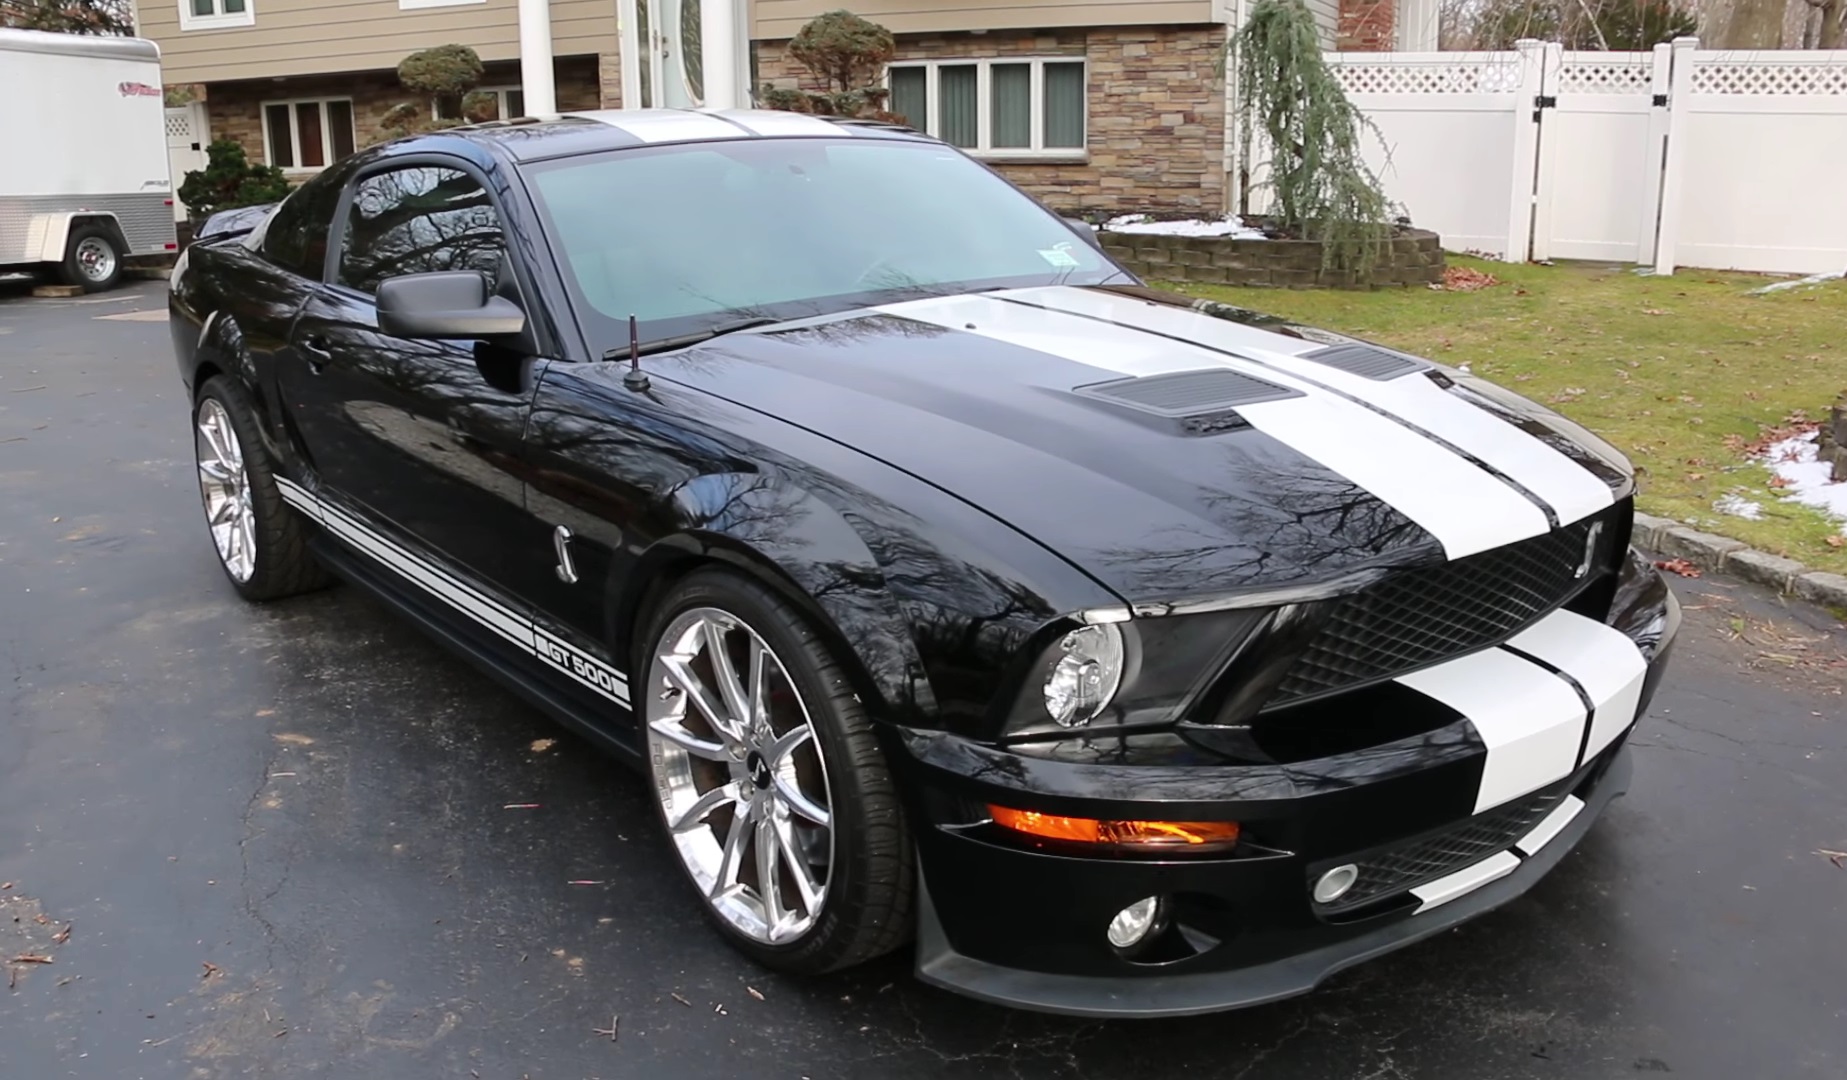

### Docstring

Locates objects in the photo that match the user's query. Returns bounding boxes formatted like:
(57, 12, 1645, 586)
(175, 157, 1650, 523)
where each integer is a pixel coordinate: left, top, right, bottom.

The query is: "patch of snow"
(1748, 269, 1845, 295)
(1713, 493, 1764, 520)
(1763, 432, 1847, 525)
(1103, 214, 1269, 240)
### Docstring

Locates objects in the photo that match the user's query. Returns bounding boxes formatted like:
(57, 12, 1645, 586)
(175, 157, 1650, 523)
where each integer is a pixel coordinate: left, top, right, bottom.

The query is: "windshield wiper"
(603, 316, 783, 361)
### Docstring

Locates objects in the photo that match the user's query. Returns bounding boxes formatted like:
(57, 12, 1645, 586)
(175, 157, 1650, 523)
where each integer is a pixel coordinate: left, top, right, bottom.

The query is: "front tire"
(639, 569, 913, 974)
(59, 225, 123, 293)
(193, 376, 332, 601)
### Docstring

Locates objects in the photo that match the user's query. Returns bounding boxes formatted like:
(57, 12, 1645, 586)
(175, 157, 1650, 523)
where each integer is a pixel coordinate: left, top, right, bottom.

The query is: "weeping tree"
(1233, 0, 1397, 279)
(759, 9, 898, 120)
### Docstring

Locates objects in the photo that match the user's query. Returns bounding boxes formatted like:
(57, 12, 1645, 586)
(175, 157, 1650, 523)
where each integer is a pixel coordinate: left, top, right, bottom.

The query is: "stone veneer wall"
(1100, 227, 1445, 289)
(203, 55, 606, 169)
(753, 26, 1227, 215)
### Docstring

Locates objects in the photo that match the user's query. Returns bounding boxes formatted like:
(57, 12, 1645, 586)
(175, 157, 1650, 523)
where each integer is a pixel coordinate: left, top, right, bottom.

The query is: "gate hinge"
(1652, 93, 1668, 107)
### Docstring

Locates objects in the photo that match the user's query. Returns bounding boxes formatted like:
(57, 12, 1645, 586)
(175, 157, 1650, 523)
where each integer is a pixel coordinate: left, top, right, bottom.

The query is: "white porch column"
(519, 0, 558, 116)
(700, 0, 749, 109)
(1396, 0, 1439, 51)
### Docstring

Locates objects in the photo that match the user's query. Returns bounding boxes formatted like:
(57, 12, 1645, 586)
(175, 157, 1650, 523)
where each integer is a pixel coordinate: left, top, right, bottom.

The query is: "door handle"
(300, 334, 332, 373)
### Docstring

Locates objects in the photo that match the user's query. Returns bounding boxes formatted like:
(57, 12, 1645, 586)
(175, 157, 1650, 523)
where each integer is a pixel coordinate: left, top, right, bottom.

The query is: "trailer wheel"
(59, 224, 123, 293)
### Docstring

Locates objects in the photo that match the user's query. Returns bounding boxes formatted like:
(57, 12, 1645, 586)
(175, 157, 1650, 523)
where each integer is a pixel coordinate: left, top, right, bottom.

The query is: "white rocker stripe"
(1004, 286, 1616, 528)
(1506, 608, 1648, 763)
(877, 293, 1550, 559)
(1397, 647, 1587, 814)
(278, 477, 632, 706)
(1411, 850, 1521, 913)
(1513, 794, 1586, 858)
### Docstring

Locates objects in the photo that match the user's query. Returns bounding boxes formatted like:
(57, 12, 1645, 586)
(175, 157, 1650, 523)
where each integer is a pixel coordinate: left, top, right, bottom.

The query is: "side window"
(337, 166, 506, 295)
(259, 175, 342, 279)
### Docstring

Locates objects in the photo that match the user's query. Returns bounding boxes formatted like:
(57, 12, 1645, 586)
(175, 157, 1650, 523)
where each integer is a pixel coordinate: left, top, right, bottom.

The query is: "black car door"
(279, 160, 542, 647)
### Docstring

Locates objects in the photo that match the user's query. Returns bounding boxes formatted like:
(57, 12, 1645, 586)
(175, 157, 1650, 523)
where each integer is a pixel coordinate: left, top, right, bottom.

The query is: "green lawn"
(1164, 258, 1847, 575)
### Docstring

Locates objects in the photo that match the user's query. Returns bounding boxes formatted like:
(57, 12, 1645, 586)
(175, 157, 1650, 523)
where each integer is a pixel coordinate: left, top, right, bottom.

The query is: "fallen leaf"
(746, 986, 765, 1001)
(1818, 849, 1847, 868)
(1826, 536, 1845, 549)
(1655, 558, 1702, 578)
(11, 955, 53, 964)
(1769, 476, 1792, 489)
(201, 961, 221, 979)
(529, 738, 556, 753)
(671, 992, 692, 1007)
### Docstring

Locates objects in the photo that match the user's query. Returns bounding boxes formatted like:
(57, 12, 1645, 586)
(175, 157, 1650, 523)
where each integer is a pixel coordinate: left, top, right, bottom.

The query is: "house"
(138, 0, 622, 177)
(139, 0, 1411, 217)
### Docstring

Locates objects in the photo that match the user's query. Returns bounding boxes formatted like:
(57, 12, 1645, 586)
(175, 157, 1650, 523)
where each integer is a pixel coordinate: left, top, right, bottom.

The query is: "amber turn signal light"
(988, 805, 1240, 849)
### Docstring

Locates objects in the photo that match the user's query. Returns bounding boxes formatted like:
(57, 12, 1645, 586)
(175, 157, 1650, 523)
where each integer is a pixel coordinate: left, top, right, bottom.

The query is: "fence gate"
(1531, 45, 1672, 263)
(165, 103, 208, 223)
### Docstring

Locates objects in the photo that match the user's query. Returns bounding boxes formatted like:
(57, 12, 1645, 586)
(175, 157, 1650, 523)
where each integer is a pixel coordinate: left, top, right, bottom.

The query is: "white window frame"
(399, 0, 485, 9)
(885, 57, 1088, 161)
(432, 85, 525, 121)
(177, 0, 255, 31)
(259, 97, 356, 174)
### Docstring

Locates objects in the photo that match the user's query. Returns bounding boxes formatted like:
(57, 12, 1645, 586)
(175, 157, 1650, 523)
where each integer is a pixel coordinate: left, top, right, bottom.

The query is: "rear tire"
(59, 225, 123, 293)
(638, 568, 914, 975)
(193, 376, 333, 601)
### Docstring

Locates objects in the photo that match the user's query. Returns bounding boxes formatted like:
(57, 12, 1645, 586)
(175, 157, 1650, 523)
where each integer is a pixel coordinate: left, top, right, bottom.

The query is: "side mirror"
(376, 271, 526, 340)
(1063, 216, 1104, 251)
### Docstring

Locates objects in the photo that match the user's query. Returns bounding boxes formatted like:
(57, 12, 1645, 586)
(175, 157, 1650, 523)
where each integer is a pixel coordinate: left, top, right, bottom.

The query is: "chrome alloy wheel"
(646, 608, 834, 944)
(195, 398, 257, 583)
(74, 236, 116, 284)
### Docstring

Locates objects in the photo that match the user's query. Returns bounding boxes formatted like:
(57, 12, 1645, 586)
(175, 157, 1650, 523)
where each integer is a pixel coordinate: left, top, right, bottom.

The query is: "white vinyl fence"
(1303, 39, 1847, 275)
(165, 104, 208, 223)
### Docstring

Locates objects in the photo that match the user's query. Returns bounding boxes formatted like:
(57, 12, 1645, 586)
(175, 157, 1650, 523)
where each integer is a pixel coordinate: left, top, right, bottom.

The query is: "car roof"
(447, 107, 931, 163)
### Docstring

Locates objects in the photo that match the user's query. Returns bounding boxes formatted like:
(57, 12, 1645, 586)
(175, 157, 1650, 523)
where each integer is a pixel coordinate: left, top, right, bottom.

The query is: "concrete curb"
(1632, 512, 1847, 611)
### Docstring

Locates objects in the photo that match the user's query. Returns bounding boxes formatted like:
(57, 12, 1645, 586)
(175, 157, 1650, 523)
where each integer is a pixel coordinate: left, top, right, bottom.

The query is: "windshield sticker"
(1039, 244, 1081, 269)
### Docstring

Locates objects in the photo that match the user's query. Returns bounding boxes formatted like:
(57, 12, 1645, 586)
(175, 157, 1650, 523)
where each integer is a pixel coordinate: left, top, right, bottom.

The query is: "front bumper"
(895, 552, 1677, 1018)
(915, 747, 1631, 1018)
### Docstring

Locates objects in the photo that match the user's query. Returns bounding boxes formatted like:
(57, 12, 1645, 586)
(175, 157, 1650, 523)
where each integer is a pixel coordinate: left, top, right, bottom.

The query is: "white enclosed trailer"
(0, 28, 178, 292)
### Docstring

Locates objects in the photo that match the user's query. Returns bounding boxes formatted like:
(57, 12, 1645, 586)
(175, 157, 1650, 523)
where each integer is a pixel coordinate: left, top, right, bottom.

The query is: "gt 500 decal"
(275, 476, 633, 709)
(536, 631, 630, 705)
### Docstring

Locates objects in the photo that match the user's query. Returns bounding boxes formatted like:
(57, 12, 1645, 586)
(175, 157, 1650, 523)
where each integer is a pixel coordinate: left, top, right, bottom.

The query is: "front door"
(620, 0, 706, 108)
(282, 161, 539, 633)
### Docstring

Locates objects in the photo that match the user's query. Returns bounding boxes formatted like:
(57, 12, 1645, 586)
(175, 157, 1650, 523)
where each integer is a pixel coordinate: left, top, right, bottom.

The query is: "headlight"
(999, 608, 1266, 739)
(1042, 624, 1125, 727)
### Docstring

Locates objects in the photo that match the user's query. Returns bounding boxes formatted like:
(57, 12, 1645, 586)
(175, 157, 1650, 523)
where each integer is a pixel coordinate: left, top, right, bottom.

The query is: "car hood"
(659, 285, 1631, 610)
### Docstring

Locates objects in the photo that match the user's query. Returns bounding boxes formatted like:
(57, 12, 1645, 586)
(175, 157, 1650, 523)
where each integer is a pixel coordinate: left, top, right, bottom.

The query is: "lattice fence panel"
(1690, 58, 1847, 96)
(164, 108, 197, 141)
(1557, 55, 1655, 95)
(1329, 59, 1523, 96)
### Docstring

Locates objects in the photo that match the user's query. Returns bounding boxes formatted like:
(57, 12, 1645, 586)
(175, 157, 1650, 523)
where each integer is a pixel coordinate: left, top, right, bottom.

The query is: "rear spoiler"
(194, 202, 277, 242)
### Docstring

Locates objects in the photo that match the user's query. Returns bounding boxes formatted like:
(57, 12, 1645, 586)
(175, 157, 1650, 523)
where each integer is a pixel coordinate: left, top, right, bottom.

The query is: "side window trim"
(326, 153, 553, 359)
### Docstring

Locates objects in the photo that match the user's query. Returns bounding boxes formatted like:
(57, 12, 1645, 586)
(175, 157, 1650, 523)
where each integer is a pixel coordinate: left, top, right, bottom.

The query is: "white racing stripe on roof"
(713, 110, 842, 137)
(1507, 608, 1648, 764)
(1396, 647, 1587, 813)
(579, 109, 749, 143)
(876, 293, 1550, 559)
(1007, 286, 1617, 527)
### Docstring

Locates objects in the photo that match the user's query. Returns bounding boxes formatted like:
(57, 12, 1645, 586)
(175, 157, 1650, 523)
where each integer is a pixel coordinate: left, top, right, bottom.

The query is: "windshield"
(523, 136, 1123, 353)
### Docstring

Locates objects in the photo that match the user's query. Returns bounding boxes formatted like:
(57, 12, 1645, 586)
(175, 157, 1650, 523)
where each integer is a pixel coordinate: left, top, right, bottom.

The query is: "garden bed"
(1098, 215, 1445, 290)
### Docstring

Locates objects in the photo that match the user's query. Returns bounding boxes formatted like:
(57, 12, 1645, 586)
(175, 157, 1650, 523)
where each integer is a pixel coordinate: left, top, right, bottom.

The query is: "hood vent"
(1303, 343, 1427, 380)
(1076, 368, 1301, 417)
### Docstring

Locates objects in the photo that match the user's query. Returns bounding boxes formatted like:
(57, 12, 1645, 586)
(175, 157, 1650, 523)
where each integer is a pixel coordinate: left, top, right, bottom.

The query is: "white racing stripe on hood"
(1396, 647, 1587, 813)
(1506, 608, 1647, 763)
(1006, 286, 1616, 527)
(877, 293, 1549, 560)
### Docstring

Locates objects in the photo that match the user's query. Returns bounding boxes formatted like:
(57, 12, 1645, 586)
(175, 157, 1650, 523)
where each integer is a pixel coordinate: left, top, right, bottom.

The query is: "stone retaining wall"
(1099, 226, 1446, 289)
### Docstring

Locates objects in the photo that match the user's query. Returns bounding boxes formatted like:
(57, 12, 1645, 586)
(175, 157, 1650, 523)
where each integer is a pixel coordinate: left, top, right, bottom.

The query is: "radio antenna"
(623, 313, 650, 391)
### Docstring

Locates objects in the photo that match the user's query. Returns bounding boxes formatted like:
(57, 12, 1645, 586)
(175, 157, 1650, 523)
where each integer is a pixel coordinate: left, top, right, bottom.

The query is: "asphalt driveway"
(2, 280, 1843, 1079)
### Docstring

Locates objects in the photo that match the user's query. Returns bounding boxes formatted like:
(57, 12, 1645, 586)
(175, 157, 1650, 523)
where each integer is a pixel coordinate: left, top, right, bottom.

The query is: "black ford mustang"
(169, 108, 1678, 1018)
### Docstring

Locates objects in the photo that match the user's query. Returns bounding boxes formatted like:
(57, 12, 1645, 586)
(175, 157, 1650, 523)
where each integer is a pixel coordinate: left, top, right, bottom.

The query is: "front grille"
(1267, 509, 1617, 707)
(1312, 786, 1566, 916)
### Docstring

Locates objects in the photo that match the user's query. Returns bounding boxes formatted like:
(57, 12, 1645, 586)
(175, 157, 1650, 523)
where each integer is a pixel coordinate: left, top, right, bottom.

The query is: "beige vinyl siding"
(144, 0, 617, 84)
(1304, 0, 1338, 45)
(752, 0, 1215, 39)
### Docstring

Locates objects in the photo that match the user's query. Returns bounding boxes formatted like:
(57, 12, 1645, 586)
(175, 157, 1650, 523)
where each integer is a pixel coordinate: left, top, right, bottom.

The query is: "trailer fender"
(25, 212, 128, 263)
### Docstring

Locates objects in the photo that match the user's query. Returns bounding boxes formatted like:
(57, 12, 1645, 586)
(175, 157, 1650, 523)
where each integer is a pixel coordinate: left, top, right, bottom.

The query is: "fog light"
(1107, 896, 1164, 949)
(1313, 864, 1360, 904)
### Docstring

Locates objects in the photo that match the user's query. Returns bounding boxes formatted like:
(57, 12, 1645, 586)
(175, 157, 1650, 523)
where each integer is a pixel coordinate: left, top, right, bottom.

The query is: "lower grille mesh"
(1312, 787, 1565, 916)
